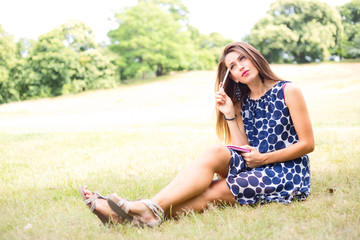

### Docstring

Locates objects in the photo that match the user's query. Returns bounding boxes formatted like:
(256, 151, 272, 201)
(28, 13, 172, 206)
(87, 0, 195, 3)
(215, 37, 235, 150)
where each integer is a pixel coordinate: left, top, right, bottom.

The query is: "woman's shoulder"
(283, 82, 302, 94)
(283, 82, 305, 104)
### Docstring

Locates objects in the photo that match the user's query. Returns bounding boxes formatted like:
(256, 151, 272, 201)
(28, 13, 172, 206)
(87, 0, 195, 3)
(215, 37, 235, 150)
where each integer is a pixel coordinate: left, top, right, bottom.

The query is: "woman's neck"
(248, 79, 278, 100)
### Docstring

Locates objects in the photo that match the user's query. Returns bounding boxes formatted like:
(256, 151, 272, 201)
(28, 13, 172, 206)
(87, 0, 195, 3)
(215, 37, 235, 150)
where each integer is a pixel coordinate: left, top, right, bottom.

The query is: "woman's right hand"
(215, 83, 235, 117)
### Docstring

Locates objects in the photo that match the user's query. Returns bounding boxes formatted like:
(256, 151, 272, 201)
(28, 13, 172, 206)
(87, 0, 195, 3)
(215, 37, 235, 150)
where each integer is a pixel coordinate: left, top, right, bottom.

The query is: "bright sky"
(0, 0, 351, 43)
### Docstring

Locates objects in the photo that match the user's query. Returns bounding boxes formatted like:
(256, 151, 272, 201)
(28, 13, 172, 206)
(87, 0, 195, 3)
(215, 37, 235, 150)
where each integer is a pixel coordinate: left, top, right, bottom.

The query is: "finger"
(215, 97, 225, 104)
(215, 95, 226, 102)
(241, 152, 249, 157)
(219, 87, 226, 94)
(215, 92, 226, 99)
(241, 145, 252, 150)
(215, 94, 224, 99)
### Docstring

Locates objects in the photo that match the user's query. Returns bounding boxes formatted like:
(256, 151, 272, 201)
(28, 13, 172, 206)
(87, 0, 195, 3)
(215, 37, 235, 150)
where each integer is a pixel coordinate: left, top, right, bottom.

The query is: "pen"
(221, 68, 230, 89)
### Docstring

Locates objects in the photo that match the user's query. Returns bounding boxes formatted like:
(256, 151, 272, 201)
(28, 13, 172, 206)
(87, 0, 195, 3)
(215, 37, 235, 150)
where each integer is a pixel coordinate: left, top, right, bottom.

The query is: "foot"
(82, 186, 124, 224)
(110, 194, 159, 225)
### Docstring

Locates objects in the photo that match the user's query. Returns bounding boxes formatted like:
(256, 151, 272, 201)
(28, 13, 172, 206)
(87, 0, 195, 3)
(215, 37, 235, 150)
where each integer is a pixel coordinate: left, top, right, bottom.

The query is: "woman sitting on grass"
(79, 42, 314, 227)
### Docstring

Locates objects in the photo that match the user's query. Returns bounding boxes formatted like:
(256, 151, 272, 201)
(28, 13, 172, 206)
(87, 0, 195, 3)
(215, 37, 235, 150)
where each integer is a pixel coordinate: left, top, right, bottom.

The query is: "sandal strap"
(141, 199, 164, 222)
(84, 192, 107, 207)
(90, 199, 97, 212)
(116, 198, 130, 214)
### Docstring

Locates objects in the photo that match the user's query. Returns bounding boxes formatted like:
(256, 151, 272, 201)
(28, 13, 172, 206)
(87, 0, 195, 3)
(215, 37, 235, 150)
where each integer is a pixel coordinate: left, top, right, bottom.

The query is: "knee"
(193, 144, 230, 173)
(208, 144, 231, 171)
(208, 144, 230, 159)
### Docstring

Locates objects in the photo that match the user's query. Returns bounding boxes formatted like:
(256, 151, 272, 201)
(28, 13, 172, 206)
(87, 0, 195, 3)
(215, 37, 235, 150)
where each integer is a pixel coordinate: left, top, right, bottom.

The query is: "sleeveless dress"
(226, 81, 310, 204)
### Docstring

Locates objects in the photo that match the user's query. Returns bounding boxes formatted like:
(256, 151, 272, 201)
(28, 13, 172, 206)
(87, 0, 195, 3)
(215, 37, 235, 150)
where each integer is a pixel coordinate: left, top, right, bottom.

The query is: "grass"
(0, 63, 360, 239)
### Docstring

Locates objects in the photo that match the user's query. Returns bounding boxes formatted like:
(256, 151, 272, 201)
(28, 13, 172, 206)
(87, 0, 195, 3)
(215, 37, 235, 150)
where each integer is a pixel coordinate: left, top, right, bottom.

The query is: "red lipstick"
(242, 70, 249, 77)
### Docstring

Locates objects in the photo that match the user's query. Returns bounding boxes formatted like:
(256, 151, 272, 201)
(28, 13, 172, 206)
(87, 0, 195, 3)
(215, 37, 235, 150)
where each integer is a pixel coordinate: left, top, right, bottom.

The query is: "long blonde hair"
(215, 42, 283, 143)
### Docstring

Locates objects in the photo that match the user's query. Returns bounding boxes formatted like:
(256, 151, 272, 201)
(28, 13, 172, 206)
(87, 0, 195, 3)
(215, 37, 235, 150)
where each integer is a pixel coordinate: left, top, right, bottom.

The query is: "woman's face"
(224, 51, 259, 84)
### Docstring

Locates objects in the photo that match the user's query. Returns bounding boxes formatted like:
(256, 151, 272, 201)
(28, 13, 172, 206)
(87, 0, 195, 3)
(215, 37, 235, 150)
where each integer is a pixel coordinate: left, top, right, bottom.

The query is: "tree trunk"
(156, 63, 163, 77)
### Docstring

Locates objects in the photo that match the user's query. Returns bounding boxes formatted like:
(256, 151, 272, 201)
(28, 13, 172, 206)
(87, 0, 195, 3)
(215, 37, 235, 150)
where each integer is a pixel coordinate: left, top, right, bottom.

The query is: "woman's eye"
(230, 65, 236, 70)
(240, 56, 246, 61)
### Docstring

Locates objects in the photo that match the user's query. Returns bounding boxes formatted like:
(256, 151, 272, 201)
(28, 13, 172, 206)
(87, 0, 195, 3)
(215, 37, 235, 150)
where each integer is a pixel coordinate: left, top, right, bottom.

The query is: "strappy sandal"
(107, 196, 164, 228)
(78, 186, 111, 226)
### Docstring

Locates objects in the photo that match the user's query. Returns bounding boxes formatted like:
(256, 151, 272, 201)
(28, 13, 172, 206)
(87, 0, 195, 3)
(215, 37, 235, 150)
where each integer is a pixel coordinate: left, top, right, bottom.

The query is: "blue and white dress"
(226, 81, 310, 204)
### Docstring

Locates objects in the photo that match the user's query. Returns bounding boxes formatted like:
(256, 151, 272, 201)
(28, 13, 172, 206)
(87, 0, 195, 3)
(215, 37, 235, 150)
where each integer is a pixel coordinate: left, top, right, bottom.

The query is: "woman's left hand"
(240, 145, 266, 168)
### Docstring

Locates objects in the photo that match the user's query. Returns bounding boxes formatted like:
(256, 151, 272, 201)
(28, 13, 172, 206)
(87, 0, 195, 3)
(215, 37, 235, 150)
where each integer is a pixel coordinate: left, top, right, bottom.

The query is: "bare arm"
(241, 83, 314, 168)
(228, 102, 249, 146)
(215, 87, 248, 146)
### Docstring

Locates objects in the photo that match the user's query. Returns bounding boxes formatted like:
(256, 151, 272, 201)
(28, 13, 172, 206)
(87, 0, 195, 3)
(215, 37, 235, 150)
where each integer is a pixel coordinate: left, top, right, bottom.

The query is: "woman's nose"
(238, 64, 244, 71)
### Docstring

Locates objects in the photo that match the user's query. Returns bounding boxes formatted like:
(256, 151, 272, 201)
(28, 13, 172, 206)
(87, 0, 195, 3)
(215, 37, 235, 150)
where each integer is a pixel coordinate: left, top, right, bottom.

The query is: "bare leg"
(109, 177, 236, 222)
(118, 145, 233, 223)
(153, 144, 231, 208)
(167, 178, 236, 218)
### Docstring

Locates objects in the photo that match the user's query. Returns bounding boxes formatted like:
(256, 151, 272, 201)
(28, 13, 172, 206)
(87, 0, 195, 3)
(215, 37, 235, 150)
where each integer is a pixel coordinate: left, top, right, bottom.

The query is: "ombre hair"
(215, 42, 283, 143)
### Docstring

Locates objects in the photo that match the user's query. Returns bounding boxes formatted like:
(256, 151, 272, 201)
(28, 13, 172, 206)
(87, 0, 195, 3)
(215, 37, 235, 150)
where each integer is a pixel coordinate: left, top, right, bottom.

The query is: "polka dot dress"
(226, 81, 310, 204)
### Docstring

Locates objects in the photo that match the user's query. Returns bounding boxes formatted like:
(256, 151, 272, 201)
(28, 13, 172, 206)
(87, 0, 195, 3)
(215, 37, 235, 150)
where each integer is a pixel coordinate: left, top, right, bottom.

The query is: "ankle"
(130, 201, 150, 215)
(150, 198, 167, 215)
(133, 201, 161, 221)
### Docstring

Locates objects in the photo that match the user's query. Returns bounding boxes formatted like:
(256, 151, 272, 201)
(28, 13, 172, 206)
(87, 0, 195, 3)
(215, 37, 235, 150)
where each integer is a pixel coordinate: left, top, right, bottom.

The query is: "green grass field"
(0, 63, 359, 239)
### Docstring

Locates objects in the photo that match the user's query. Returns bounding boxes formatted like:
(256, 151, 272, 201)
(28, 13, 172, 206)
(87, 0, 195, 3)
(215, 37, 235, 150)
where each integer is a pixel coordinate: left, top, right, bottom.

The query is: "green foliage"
(16, 38, 34, 58)
(198, 32, 233, 66)
(108, 1, 193, 79)
(19, 29, 77, 98)
(338, 0, 360, 58)
(61, 20, 96, 52)
(0, 26, 19, 102)
(109, 0, 232, 80)
(63, 48, 118, 94)
(248, 18, 299, 63)
(248, 0, 343, 63)
(186, 28, 232, 70)
(0, 21, 119, 103)
(0, 0, 233, 103)
(150, 0, 190, 23)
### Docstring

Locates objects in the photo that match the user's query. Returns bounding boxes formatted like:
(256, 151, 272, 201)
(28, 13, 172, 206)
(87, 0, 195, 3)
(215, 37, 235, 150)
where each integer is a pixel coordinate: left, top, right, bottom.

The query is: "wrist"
(261, 153, 268, 165)
(224, 110, 235, 118)
(224, 113, 237, 121)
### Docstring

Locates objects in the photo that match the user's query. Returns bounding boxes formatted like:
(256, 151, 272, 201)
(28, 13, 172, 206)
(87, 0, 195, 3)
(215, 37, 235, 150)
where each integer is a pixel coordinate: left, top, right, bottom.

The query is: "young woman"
(79, 42, 314, 227)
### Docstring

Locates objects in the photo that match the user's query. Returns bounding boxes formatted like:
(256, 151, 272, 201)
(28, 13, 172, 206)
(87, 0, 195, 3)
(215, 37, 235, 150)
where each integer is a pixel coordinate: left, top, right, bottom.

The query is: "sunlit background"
(0, 0, 358, 104)
(0, 0, 350, 42)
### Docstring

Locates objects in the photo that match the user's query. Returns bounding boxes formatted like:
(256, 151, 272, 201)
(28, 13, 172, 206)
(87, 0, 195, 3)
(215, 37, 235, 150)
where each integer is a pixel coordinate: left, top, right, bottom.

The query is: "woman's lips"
(242, 70, 249, 77)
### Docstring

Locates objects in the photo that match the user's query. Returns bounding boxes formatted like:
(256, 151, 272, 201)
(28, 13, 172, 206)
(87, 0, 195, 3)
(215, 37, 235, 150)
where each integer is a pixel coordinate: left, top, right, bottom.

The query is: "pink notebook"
(227, 145, 251, 153)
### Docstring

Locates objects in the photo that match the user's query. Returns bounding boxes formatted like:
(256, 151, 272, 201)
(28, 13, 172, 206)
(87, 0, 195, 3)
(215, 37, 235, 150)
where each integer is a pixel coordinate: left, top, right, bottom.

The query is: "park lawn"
(0, 63, 359, 239)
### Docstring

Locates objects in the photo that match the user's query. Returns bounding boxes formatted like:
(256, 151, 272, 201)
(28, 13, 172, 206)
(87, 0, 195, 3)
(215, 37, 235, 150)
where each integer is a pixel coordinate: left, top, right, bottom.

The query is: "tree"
(16, 38, 34, 58)
(248, 0, 343, 63)
(64, 47, 118, 93)
(339, 0, 360, 58)
(13, 20, 118, 101)
(247, 15, 299, 63)
(108, 1, 193, 79)
(17, 29, 76, 98)
(61, 20, 97, 52)
(0, 25, 19, 103)
(189, 30, 233, 69)
(59, 21, 118, 93)
(149, 0, 190, 24)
